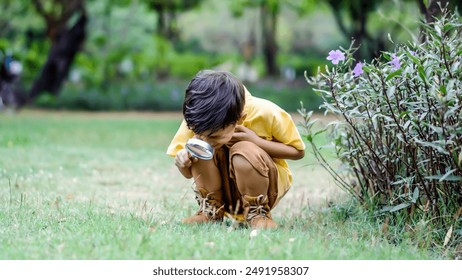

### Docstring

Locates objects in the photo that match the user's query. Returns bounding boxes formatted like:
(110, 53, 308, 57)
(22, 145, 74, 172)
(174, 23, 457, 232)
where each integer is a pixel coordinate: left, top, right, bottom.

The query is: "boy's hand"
(230, 125, 259, 144)
(175, 148, 198, 169)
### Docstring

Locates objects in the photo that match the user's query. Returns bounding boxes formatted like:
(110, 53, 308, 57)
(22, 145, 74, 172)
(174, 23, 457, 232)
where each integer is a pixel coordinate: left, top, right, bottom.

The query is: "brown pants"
(212, 141, 278, 216)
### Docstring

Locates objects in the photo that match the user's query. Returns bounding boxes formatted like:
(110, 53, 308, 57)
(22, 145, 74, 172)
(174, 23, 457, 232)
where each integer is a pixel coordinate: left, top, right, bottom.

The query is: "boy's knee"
(229, 141, 271, 177)
(229, 140, 257, 154)
(231, 154, 253, 174)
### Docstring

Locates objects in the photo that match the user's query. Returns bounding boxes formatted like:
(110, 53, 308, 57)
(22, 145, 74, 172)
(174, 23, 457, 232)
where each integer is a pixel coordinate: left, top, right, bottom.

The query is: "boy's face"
(196, 123, 236, 150)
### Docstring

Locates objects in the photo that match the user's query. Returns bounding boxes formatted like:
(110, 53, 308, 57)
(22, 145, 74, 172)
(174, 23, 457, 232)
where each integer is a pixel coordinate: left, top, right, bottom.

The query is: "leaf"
(435, 25, 442, 37)
(399, 111, 409, 118)
(386, 69, 403, 81)
(386, 86, 396, 97)
(439, 169, 458, 182)
(417, 65, 427, 83)
(387, 33, 394, 44)
(411, 187, 419, 203)
(323, 102, 341, 114)
(450, 61, 460, 73)
(306, 119, 318, 128)
(443, 225, 453, 247)
(389, 202, 411, 212)
(439, 85, 447, 95)
(414, 138, 449, 155)
(314, 128, 327, 137)
(380, 202, 412, 213)
(425, 174, 462, 182)
(444, 23, 457, 33)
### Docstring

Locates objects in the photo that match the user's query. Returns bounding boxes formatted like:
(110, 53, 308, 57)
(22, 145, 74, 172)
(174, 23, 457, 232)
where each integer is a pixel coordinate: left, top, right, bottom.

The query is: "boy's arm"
(167, 120, 196, 178)
(231, 125, 305, 160)
(178, 166, 193, 179)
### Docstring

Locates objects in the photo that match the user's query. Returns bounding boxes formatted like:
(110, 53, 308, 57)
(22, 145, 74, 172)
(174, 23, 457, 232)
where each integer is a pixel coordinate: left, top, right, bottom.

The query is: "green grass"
(0, 110, 441, 260)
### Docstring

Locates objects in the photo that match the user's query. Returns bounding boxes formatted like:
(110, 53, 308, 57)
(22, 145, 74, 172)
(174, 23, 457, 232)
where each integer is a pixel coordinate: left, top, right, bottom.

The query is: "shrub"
(33, 80, 187, 111)
(32, 78, 321, 112)
(300, 9, 462, 252)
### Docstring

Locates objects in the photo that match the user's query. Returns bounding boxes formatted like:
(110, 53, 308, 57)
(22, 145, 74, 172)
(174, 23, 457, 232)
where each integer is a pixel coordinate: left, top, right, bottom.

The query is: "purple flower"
(353, 62, 363, 77)
(327, 50, 345, 65)
(390, 54, 400, 70)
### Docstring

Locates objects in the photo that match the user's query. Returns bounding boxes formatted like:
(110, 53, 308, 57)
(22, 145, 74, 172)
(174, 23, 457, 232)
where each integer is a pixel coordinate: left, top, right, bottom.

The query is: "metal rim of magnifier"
(185, 138, 214, 160)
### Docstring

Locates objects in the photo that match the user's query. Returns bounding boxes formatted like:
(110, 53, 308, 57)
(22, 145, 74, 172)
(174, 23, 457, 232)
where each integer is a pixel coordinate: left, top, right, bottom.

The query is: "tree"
(324, 0, 383, 60)
(25, 0, 87, 105)
(325, 0, 462, 60)
(259, 0, 280, 76)
(147, 0, 203, 43)
(230, 0, 281, 77)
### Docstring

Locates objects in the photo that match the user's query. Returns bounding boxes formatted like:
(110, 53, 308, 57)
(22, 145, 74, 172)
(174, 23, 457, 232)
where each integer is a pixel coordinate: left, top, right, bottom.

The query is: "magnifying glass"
(185, 138, 214, 160)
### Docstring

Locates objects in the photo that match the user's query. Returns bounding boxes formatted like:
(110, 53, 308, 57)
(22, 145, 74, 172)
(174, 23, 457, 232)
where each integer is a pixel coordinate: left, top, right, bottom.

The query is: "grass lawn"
(0, 110, 441, 259)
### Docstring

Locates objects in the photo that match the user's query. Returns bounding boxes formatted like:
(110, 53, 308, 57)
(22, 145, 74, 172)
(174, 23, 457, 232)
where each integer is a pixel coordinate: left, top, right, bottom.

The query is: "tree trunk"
(27, 13, 87, 104)
(327, 0, 380, 60)
(260, 3, 279, 77)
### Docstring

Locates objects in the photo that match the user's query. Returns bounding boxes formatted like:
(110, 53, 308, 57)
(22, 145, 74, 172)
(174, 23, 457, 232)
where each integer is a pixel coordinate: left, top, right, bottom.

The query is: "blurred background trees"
(0, 0, 460, 111)
(28, 0, 87, 104)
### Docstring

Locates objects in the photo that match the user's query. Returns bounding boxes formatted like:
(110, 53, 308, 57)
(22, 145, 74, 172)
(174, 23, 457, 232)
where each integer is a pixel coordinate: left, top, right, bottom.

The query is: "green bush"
(33, 77, 321, 112)
(300, 10, 462, 252)
(33, 80, 187, 111)
(169, 52, 217, 79)
(278, 52, 327, 77)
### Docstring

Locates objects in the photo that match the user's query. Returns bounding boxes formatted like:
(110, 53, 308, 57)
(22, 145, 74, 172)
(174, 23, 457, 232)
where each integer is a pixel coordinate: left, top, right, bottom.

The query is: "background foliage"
(0, 0, 433, 111)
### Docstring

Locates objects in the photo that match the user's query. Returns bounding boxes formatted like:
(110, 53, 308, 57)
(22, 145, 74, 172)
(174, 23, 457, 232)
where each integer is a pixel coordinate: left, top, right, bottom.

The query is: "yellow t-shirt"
(166, 89, 305, 200)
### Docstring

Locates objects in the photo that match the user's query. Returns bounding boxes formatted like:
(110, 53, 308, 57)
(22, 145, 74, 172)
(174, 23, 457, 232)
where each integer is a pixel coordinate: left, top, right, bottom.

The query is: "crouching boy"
(166, 70, 305, 229)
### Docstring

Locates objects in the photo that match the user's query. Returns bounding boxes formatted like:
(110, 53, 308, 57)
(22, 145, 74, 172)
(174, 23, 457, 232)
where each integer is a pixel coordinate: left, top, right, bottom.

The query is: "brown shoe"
(182, 187, 224, 224)
(242, 194, 278, 229)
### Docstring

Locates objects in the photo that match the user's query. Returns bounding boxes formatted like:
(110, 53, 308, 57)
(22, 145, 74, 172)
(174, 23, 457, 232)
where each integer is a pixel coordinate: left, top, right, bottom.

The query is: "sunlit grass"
(0, 110, 441, 259)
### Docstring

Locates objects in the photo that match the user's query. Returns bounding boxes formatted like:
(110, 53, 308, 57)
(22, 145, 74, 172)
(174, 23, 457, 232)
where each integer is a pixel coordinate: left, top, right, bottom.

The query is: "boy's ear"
(237, 112, 247, 125)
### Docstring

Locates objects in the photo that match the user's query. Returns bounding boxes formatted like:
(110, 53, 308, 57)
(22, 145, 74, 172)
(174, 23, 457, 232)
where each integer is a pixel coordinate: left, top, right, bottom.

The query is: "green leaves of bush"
(300, 9, 462, 247)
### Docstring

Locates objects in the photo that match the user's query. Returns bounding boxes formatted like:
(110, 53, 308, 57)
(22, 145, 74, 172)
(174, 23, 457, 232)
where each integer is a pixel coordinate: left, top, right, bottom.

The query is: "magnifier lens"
(185, 139, 214, 160)
(189, 145, 209, 156)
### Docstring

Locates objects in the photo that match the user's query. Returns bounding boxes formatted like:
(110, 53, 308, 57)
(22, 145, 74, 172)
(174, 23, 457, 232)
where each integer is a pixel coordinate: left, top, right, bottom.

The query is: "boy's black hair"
(183, 70, 245, 135)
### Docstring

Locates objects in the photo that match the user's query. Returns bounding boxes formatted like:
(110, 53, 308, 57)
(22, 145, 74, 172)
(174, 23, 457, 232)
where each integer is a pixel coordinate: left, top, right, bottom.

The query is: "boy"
(166, 70, 305, 229)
